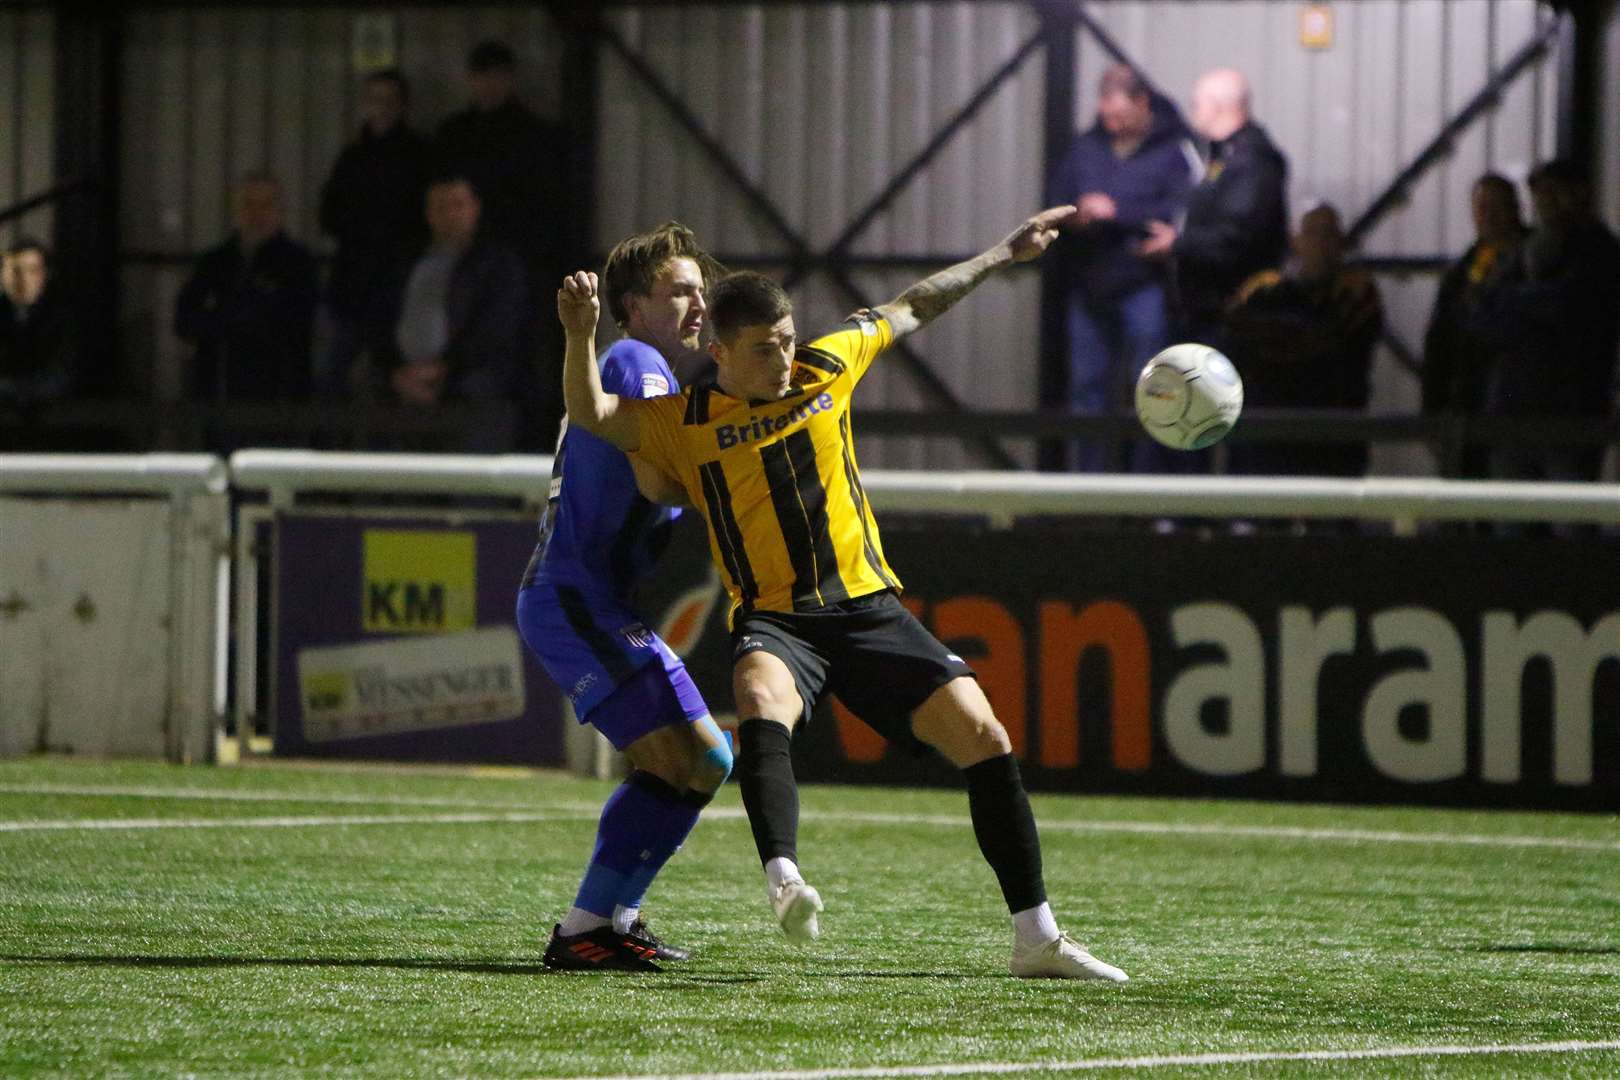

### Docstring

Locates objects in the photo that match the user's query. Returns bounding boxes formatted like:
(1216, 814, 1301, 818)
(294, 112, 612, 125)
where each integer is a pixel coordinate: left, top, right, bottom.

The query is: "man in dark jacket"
(0, 239, 79, 450)
(175, 174, 318, 408)
(1225, 203, 1382, 479)
(1142, 67, 1289, 347)
(1052, 64, 1196, 471)
(1471, 159, 1620, 482)
(435, 41, 574, 278)
(436, 40, 576, 448)
(317, 69, 432, 395)
(390, 175, 529, 450)
(1421, 174, 1528, 479)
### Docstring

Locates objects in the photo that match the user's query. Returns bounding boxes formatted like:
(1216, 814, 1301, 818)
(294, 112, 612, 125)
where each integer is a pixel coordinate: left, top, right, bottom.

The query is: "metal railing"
(7, 400, 1617, 471)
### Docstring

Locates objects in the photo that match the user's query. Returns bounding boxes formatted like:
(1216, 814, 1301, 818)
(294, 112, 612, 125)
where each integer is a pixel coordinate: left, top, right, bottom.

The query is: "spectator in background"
(175, 173, 318, 409)
(390, 175, 529, 450)
(317, 68, 432, 397)
(1138, 68, 1287, 479)
(1225, 203, 1383, 479)
(1052, 63, 1196, 471)
(435, 39, 577, 449)
(1474, 159, 1620, 483)
(0, 239, 79, 450)
(436, 40, 574, 278)
(1421, 173, 1527, 480)
(1141, 68, 1288, 349)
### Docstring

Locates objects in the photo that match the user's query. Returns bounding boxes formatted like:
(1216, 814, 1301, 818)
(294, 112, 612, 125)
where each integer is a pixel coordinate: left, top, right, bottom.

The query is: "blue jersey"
(520, 338, 681, 597)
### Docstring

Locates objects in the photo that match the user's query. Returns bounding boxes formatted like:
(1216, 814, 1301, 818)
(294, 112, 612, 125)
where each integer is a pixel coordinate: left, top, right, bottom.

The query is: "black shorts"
(731, 590, 976, 746)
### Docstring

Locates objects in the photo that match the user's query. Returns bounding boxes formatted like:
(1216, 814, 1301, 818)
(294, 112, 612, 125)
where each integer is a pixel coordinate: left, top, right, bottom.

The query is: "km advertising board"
(271, 513, 565, 764)
(773, 525, 1620, 811)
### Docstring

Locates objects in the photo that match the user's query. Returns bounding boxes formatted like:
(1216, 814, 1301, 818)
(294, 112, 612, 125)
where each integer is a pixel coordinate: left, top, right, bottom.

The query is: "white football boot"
(1010, 932, 1128, 981)
(768, 879, 823, 943)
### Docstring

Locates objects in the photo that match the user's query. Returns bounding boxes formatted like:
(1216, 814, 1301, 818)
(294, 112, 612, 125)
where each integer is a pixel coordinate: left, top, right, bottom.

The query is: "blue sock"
(572, 772, 705, 918)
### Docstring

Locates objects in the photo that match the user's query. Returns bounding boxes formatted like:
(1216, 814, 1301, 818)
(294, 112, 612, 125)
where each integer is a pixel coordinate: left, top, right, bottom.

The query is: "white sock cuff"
(764, 856, 802, 892)
(1012, 902, 1059, 948)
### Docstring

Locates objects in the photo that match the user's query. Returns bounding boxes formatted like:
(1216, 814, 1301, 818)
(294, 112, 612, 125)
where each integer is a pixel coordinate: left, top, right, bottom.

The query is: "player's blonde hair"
(602, 221, 724, 328)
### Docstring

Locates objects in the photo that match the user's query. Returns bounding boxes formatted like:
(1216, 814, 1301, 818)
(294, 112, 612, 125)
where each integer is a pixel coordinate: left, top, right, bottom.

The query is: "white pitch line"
(0, 783, 546, 810)
(541, 1039, 1620, 1080)
(0, 811, 594, 833)
(801, 809, 1620, 854)
(1, 783, 1615, 852)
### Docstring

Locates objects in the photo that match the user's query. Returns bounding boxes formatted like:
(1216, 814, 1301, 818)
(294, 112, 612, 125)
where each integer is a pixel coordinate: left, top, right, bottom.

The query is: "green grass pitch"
(1, 756, 1616, 1078)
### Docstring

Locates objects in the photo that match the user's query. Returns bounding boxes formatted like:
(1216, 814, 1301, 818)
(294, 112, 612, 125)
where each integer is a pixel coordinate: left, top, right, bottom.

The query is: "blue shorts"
(516, 583, 709, 750)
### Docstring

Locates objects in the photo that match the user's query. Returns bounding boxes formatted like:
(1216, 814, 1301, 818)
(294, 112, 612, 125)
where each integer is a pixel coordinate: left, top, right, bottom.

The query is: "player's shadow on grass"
(0, 953, 552, 975)
(3, 955, 994, 982)
(1476, 943, 1620, 956)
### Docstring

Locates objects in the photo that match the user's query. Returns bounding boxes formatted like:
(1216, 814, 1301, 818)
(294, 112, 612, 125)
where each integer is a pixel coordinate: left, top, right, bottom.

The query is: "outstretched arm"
(873, 205, 1074, 338)
(558, 270, 642, 451)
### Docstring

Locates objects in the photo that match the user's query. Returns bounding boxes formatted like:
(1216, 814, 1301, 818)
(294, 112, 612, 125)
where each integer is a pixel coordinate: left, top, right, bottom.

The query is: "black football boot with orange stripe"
(542, 923, 662, 972)
(627, 916, 690, 962)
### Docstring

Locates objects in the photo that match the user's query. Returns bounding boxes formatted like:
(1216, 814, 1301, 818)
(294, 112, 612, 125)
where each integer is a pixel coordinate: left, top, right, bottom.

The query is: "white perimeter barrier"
(230, 450, 1620, 525)
(0, 455, 227, 762)
(5, 450, 1617, 765)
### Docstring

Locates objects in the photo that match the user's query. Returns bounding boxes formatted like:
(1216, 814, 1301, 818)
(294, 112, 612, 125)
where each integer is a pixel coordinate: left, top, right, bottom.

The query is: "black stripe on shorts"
(554, 585, 637, 684)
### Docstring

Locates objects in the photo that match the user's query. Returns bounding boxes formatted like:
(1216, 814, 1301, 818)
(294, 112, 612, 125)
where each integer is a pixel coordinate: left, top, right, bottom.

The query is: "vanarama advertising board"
(637, 521, 1620, 812)
(774, 528, 1620, 811)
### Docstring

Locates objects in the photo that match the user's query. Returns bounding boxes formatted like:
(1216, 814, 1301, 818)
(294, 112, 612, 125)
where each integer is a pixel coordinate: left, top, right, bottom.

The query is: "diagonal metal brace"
(1346, 17, 1560, 247)
(796, 24, 1049, 287)
(591, 17, 1018, 468)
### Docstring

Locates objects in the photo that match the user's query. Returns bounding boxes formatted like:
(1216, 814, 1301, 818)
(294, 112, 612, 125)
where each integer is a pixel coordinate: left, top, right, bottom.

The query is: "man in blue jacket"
(1052, 64, 1196, 471)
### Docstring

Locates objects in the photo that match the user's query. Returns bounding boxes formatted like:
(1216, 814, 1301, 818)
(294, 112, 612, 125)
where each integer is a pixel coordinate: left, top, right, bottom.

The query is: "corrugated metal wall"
(0, 8, 56, 246)
(598, 1, 1047, 469)
(595, 0, 1566, 472)
(107, 1, 1580, 471)
(1603, 2, 1620, 230)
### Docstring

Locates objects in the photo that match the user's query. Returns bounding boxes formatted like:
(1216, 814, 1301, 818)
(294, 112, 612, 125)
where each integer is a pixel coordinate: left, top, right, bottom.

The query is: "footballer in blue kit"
(516, 223, 730, 972)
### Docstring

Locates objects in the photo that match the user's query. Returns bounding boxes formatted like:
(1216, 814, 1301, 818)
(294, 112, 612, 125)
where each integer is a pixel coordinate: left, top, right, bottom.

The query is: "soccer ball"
(1133, 343, 1244, 450)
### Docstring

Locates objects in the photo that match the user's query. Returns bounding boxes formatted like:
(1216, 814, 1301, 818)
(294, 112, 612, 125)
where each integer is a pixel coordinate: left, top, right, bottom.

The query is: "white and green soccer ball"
(1134, 343, 1244, 450)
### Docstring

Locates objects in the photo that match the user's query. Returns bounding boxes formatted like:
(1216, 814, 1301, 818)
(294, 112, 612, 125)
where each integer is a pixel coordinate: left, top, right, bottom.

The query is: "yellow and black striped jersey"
(631, 312, 901, 626)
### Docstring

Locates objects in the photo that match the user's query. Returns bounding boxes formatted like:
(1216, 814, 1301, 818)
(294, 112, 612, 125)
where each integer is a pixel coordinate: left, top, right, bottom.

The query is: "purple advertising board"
(271, 512, 565, 764)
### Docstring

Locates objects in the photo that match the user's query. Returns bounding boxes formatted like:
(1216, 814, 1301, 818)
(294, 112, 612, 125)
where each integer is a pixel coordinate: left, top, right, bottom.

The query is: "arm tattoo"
(892, 246, 1011, 330)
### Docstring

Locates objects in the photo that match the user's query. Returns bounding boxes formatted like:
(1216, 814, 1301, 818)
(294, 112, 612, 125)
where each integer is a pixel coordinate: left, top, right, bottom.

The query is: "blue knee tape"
(694, 715, 734, 781)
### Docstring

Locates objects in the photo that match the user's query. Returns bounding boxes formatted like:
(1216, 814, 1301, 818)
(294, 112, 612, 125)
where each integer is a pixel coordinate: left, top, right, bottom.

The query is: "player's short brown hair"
(709, 271, 793, 342)
(602, 221, 722, 328)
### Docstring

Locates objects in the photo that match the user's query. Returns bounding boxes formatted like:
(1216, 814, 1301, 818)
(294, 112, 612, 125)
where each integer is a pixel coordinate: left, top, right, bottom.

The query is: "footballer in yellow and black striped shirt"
(558, 206, 1130, 981)
(636, 307, 899, 623)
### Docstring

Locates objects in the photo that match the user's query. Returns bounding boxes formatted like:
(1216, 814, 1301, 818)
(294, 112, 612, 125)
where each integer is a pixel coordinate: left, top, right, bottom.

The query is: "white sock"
(764, 856, 803, 892)
(612, 905, 640, 934)
(559, 907, 611, 936)
(1011, 902, 1060, 950)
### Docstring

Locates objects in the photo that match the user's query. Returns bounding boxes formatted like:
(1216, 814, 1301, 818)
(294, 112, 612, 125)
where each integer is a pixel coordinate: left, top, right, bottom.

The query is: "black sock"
(963, 753, 1047, 913)
(737, 718, 799, 867)
(681, 786, 716, 810)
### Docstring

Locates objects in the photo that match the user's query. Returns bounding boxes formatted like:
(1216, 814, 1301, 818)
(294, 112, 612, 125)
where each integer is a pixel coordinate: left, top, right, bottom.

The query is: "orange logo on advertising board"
(831, 595, 1153, 771)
